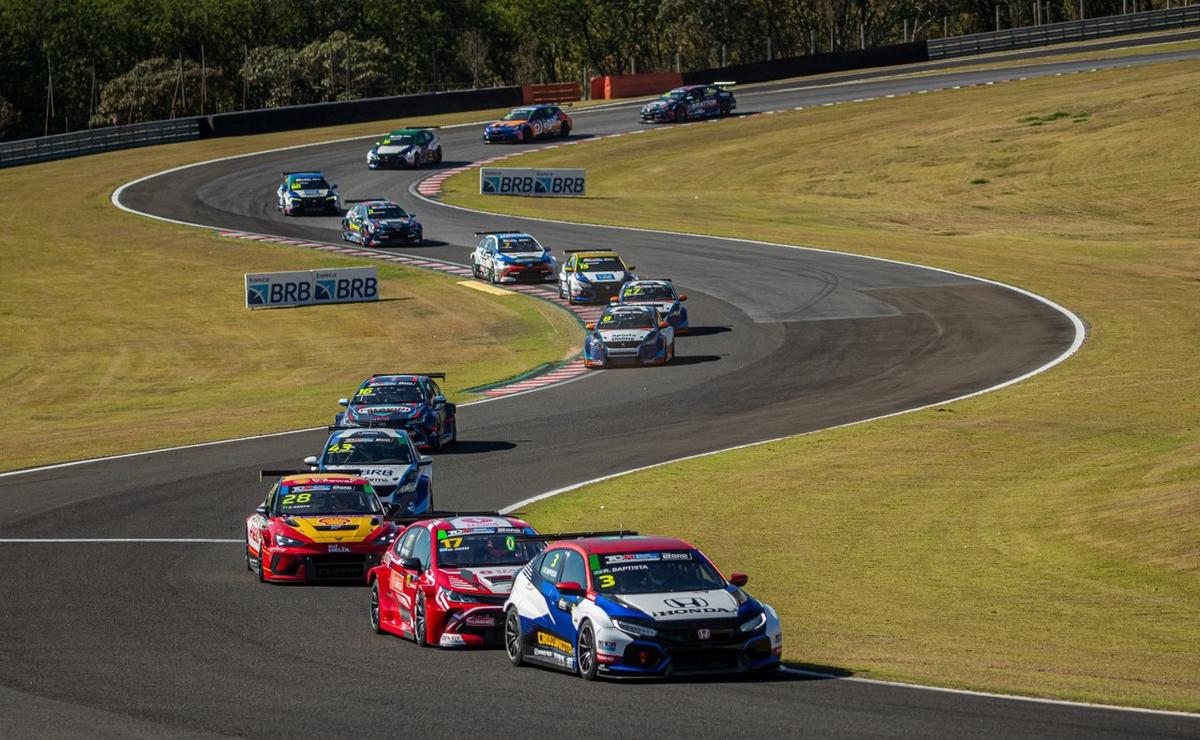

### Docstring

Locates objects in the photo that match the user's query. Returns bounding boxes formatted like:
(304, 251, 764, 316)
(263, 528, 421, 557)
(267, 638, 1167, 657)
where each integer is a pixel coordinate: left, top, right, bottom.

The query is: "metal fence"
(929, 5, 1200, 58)
(0, 119, 200, 169)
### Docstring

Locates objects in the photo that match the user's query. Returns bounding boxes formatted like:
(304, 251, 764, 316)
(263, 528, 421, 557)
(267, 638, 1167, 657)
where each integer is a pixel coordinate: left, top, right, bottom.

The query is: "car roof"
(387, 129, 425, 136)
(286, 171, 323, 179)
(415, 515, 532, 532)
(364, 374, 425, 383)
(604, 304, 656, 315)
(561, 535, 694, 555)
(279, 473, 369, 486)
(493, 231, 535, 239)
(573, 251, 622, 259)
(625, 279, 672, 287)
(326, 427, 409, 441)
(360, 200, 400, 207)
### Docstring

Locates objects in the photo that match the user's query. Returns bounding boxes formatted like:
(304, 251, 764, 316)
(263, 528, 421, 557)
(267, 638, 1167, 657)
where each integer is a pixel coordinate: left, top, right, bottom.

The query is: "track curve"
(5, 46, 1200, 738)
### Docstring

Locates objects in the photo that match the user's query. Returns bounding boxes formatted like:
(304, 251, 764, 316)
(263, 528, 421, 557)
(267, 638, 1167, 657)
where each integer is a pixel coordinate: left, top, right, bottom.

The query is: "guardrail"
(928, 5, 1200, 58)
(0, 119, 200, 169)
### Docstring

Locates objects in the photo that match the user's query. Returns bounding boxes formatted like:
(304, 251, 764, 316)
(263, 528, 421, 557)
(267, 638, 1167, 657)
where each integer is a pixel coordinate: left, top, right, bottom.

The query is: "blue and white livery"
(614, 279, 689, 334)
(469, 232, 558, 284)
(303, 427, 433, 516)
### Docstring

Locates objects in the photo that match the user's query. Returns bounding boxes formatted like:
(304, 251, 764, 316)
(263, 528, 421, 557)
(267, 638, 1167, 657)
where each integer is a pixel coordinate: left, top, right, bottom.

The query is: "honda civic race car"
(613, 279, 688, 333)
(483, 105, 572, 143)
(276, 171, 340, 215)
(335, 373, 457, 451)
(503, 534, 782, 679)
(584, 304, 675, 368)
(302, 427, 433, 516)
(245, 473, 398, 583)
(557, 249, 636, 304)
(639, 84, 736, 123)
(366, 128, 442, 169)
(369, 514, 545, 648)
(470, 231, 557, 284)
(341, 199, 423, 246)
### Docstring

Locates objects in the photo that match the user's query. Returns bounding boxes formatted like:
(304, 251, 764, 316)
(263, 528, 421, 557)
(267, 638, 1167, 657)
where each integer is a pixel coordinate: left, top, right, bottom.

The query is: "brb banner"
(480, 167, 586, 197)
(245, 266, 378, 309)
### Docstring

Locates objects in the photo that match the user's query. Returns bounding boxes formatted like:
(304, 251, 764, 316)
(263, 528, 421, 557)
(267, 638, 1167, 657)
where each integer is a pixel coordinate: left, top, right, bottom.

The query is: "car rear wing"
(563, 248, 614, 254)
(371, 372, 446, 379)
(344, 198, 388, 204)
(514, 530, 639, 541)
(474, 230, 526, 236)
(713, 81, 736, 90)
(259, 468, 363, 481)
(384, 509, 501, 523)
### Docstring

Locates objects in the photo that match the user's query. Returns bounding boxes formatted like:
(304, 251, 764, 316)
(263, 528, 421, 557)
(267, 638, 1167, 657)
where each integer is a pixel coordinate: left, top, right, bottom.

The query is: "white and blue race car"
(502, 533, 782, 679)
(302, 427, 433, 516)
(613, 279, 689, 334)
(469, 231, 558, 284)
(583, 304, 674, 368)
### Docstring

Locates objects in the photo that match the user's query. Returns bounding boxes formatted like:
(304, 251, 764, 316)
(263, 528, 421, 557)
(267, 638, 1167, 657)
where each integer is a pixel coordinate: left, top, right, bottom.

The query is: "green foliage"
(90, 57, 230, 127)
(0, 95, 16, 140)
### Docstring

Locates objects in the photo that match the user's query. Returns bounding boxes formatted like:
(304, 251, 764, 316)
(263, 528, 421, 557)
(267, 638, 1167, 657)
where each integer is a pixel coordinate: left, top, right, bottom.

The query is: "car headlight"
(397, 480, 418, 494)
(274, 532, 305, 548)
(370, 528, 397, 545)
(738, 611, 767, 633)
(326, 194, 337, 200)
(612, 618, 657, 638)
(441, 588, 480, 604)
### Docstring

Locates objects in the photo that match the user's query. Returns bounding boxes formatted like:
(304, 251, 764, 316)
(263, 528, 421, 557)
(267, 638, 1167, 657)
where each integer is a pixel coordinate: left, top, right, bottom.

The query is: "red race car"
(245, 472, 399, 583)
(369, 514, 544, 647)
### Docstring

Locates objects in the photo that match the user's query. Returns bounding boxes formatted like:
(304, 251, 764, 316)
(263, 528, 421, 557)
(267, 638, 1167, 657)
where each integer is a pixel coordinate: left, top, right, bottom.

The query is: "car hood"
(598, 328, 651, 343)
(279, 515, 380, 544)
(615, 589, 740, 621)
(289, 188, 330, 198)
(624, 299, 675, 312)
(491, 120, 528, 128)
(350, 404, 424, 420)
(374, 218, 415, 229)
(577, 270, 627, 282)
(321, 463, 412, 487)
(376, 144, 412, 155)
(497, 251, 550, 264)
(441, 565, 522, 595)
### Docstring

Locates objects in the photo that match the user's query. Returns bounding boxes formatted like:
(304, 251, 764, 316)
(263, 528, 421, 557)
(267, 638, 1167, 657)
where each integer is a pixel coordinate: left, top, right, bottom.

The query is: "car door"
(427, 379, 449, 438)
(392, 526, 422, 622)
(483, 237, 497, 276)
(247, 483, 278, 555)
(536, 549, 585, 663)
(560, 254, 575, 291)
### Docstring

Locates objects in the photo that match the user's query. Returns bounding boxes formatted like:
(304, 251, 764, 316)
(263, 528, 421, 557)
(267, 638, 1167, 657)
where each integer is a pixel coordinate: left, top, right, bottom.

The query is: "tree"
(90, 57, 228, 127)
(457, 30, 491, 88)
(0, 96, 17, 140)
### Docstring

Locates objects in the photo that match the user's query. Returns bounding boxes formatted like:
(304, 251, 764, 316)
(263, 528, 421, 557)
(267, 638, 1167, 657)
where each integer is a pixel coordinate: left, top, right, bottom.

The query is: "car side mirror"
(303, 456, 318, 467)
(432, 395, 446, 405)
(729, 572, 749, 587)
(626, 265, 636, 271)
(585, 322, 595, 330)
(609, 296, 619, 304)
(557, 581, 585, 596)
(255, 505, 269, 515)
(401, 557, 422, 571)
(418, 455, 433, 466)
(659, 321, 668, 329)
(679, 294, 688, 301)
(409, 213, 416, 218)
(331, 183, 338, 189)
(338, 398, 349, 406)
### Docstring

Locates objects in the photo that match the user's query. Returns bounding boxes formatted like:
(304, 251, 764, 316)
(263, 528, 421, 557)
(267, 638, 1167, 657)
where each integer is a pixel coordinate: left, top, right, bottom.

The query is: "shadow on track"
(440, 440, 518, 455)
(668, 354, 723, 366)
(682, 325, 732, 337)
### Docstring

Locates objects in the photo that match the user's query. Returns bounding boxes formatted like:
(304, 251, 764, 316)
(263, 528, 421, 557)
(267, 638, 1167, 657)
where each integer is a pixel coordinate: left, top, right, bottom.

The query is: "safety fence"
(0, 119, 200, 168)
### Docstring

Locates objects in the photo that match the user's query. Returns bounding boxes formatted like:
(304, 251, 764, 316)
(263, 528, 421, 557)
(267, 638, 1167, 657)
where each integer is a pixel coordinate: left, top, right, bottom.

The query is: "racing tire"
(433, 146, 443, 163)
(668, 340, 676, 362)
(719, 100, 732, 117)
(673, 106, 687, 123)
(504, 608, 525, 667)
(471, 260, 481, 279)
(558, 282, 566, 299)
(370, 581, 384, 635)
(520, 126, 532, 143)
(489, 266, 499, 285)
(559, 124, 571, 139)
(428, 425, 444, 453)
(576, 621, 599, 680)
(448, 418, 457, 445)
(414, 592, 430, 647)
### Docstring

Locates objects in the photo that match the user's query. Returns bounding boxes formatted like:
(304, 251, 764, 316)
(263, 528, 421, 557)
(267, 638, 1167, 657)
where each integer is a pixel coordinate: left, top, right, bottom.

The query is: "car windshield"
(353, 384, 424, 404)
(598, 311, 653, 330)
(366, 205, 409, 219)
(503, 108, 537, 121)
(661, 90, 687, 100)
(290, 177, 328, 190)
(623, 284, 675, 301)
(383, 135, 415, 145)
(323, 436, 413, 466)
(576, 256, 623, 272)
(437, 532, 545, 568)
(497, 236, 541, 253)
(276, 484, 380, 516)
(591, 551, 725, 594)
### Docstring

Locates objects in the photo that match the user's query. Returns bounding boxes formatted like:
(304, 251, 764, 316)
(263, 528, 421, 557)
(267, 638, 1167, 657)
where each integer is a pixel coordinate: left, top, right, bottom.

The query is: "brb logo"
(246, 268, 378, 309)
(534, 174, 586, 196)
(315, 277, 377, 302)
(481, 168, 585, 197)
(481, 169, 536, 195)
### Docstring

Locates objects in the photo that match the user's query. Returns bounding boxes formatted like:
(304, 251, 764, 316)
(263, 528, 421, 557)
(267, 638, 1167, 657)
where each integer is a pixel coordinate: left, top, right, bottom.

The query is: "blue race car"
(483, 105, 572, 143)
(469, 231, 558, 284)
(335, 373, 457, 452)
(341, 199, 423, 247)
(639, 84, 736, 123)
(613, 279, 689, 334)
(302, 427, 433, 516)
(583, 304, 674, 368)
(502, 533, 783, 679)
(276, 171, 340, 215)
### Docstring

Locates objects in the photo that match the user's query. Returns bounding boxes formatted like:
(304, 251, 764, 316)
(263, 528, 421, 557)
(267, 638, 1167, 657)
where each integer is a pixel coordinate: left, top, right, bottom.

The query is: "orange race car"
(483, 105, 572, 143)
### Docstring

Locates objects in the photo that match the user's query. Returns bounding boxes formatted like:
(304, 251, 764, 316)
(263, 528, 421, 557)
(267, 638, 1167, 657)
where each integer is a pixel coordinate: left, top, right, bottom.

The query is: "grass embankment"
(0, 108, 584, 472)
(442, 61, 1200, 710)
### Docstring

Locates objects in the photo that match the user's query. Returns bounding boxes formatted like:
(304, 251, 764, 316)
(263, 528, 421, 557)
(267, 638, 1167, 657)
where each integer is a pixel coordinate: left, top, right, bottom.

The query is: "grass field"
(441, 60, 1200, 710)
(0, 107, 584, 472)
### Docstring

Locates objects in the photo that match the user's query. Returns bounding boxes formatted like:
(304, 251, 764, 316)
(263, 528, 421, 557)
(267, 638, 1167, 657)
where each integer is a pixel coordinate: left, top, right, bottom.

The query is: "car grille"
(604, 340, 643, 349)
(668, 647, 741, 673)
(305, 553, 370, 580)
(655, 618, 742, 647)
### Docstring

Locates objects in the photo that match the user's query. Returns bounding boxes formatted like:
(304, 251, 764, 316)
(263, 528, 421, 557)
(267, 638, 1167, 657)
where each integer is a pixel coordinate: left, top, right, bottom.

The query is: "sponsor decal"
(318, 517, 353, 526)
(697, 628, 712, 640)
(661, 552, 692, 560)
(328, 544, 351, 553)
(465, 614, 496, 627)
(664, 597, 708, 609)
(605, 553, 660, 564)
(244, 267, 378, 310)
(535, 630, 573, 654)
(480, 168, 586, 197)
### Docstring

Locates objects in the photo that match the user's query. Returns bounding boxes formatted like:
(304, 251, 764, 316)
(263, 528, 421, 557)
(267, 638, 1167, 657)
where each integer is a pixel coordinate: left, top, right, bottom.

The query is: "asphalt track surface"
(4, 40, 1200, 739)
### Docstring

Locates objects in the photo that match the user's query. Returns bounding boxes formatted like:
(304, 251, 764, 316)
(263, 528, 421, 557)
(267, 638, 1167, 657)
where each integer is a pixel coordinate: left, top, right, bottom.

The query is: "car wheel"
(669, 340, 676, 362)
(433, 146, 443, 163)
(370, 581, 384, 634)
(428, 425, 444, 453)
(576, 621, 599, 680)
(448, 417, 457, 444)
(414, 592, 429, 647)
(673, 106, 686, 123)
(559, 124, 571, 139)
(490, 266, 499, 285)
(520, 126, 532, 143)
(505, 608, 525, 667)
(719, 100, 732, 117)
(558, 282, 566, 299)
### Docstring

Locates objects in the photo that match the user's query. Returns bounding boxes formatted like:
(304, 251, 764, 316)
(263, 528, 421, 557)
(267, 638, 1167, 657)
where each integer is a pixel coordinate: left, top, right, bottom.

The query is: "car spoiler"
(474, 230, 526, 236)
(563, 248, 614, 254)
(344, 198, 389, 204)
(372, 372, 445, 379)
(384, 509, 502, 523)
(259, 468, 362, 481)
(514, 530, 638, 541)
(713, 81, 736, 89)
(281, 171, 315, 176)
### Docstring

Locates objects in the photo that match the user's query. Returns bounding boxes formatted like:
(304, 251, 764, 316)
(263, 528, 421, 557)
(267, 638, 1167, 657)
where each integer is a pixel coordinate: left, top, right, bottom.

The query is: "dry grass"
(442, 60, 1200, 710)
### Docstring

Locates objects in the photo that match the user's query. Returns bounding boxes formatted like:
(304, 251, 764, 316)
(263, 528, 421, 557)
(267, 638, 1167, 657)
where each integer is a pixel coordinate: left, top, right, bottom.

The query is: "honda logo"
(697, 628, 711, 640)
(664, 597, 708, 609)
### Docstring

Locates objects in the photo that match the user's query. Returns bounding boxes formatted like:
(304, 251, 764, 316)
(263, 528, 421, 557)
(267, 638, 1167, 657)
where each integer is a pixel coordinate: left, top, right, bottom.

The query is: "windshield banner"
(480, 167, 586, 197)
(245, 266, 378, 309)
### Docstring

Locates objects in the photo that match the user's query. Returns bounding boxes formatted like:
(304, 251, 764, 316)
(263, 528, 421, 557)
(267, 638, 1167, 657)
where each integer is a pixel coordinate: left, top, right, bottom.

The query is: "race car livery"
(369, 515, 545, 648)
(341, 199, 423, 246)
(245, 473, 397, 583)
(503, 535, 782, 679)
(640, 84, 736, 123)
(614, 279, 689, 333)
(367, 128, 442, 169)
(303, 427, 433, 516)
(584, 304, 675, 368)
(276, 171, 340, 215)
(483, 105, 572, 143)
(470, 231, 557, 284)
(557, 249, 637, 304)
(335, 373, 457, 452)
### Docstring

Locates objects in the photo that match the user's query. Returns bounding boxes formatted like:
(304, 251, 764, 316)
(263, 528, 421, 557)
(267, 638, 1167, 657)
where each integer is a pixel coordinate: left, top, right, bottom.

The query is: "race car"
(276, 171, 340, 215)
(639, 84, 736, 123)
(244, 472, 398, 583)
(335, 373, 457, 452)
(583, 304, 675, 368)
(503, 533, 782, 679)
(369, 514, 546, 648)
(483, 105, 572, 143)
(557, 249, 637, 304)
(341, 199, 423, 246)
(470, 231, 557, 284)
(366, 128, 442, 169)
(302, 427, 433, 516)
(612, 279, 689, 333)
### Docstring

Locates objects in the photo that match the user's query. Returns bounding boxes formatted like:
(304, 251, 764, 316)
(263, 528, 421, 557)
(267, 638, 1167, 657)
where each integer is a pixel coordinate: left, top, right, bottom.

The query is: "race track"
(3, 40, 1199, 738)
